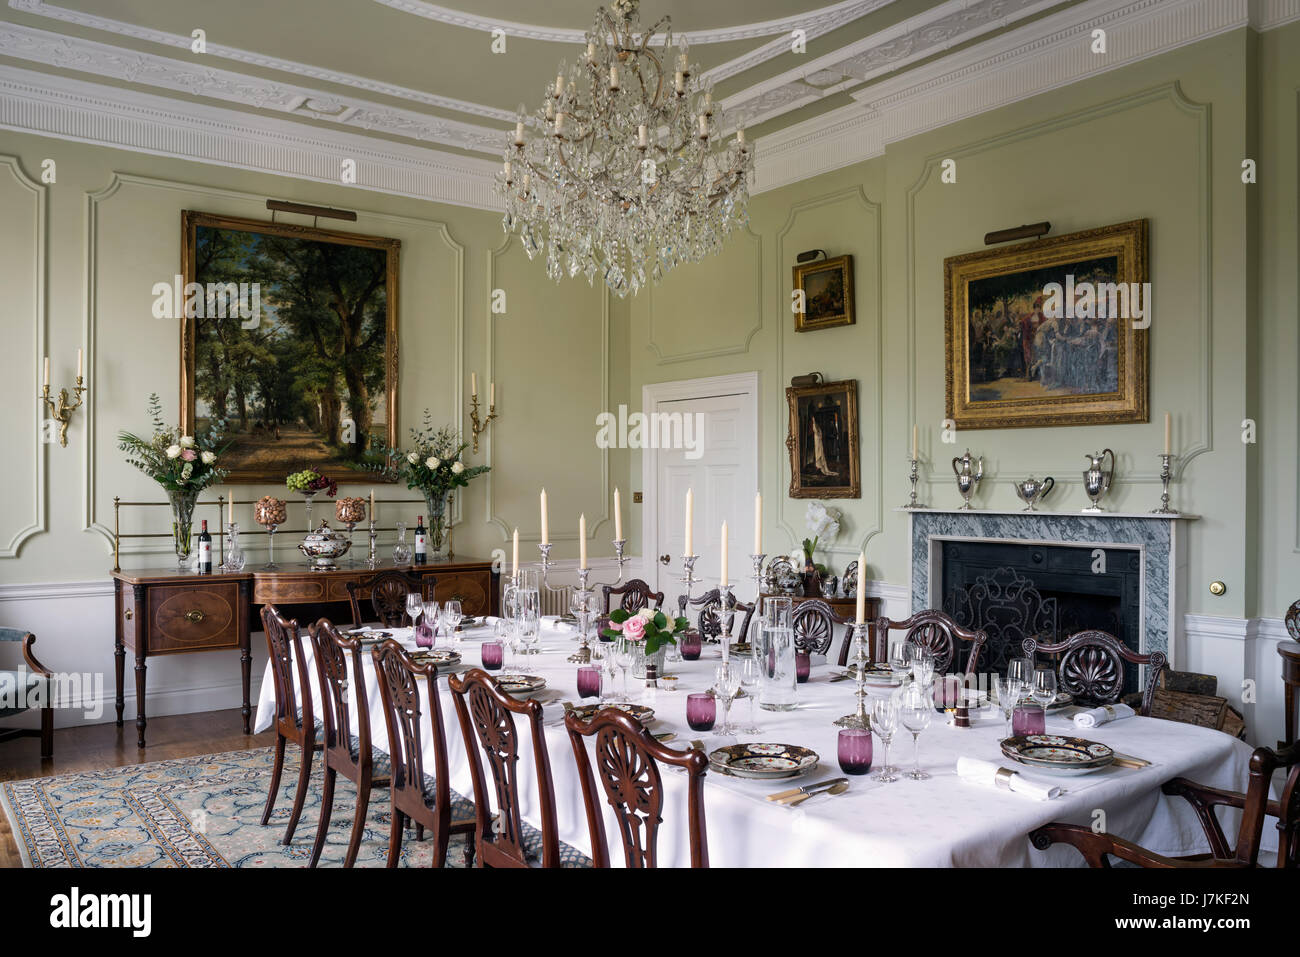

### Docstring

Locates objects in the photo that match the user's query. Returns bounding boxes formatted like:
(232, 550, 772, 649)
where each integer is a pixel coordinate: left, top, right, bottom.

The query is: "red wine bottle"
(414, 515, 427, 564)
(198, 519, 212, 574)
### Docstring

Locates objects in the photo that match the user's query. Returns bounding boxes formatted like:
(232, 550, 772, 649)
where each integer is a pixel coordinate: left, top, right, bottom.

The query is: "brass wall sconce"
(468, 373, 496, 455)
(40, 352, 86, 448)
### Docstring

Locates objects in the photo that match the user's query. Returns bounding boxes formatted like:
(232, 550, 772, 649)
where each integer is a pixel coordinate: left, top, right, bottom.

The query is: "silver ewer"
(951, 449, 984, 510)
(1081, 449, 1116, 512)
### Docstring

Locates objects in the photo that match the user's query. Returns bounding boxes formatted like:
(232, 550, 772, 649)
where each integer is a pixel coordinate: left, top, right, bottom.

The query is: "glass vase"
(422, 489, 453, 559)
(168, 488, 199, 569)
(632, 643, 668, 680)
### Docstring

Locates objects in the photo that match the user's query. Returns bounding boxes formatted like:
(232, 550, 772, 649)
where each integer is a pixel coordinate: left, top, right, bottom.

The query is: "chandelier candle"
(496, 0, 756, 298)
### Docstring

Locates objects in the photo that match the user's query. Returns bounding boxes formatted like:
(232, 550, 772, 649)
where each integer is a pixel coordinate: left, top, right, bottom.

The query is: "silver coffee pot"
(1014, 475, 1055, 511)
(951, 449, 984, 510)
(1082, 449, 1116, 512)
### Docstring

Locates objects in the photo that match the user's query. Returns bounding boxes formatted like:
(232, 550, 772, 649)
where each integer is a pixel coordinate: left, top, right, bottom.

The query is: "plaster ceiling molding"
(370, 0, 892, 44)
(718, 0, 1063, 134)
(0, 22, 508, 153)
(7, 0, 516, 123)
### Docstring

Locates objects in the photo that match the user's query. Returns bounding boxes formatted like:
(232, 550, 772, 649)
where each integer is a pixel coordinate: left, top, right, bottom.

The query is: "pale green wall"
(629, 27, 1294, 621)
(0, 130, 629, 583)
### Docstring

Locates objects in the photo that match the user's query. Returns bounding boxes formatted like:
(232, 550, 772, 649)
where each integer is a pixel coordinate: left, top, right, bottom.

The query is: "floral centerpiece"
(801, 501, 842, 594)
(603, 606, 689, 677)
(117, 394, 228, 568)
(367, 411, 489, 559)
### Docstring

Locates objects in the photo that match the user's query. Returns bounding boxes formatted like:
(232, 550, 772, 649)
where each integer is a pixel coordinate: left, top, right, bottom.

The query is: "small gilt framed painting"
(793, 254, 854, 332)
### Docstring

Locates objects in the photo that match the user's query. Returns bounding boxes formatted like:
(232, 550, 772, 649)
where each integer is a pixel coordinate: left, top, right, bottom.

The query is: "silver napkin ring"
(995, 768, 1015, 790)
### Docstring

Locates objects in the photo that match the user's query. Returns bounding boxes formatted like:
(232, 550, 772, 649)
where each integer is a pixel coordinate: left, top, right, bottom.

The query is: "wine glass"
(1007, 657, 1034, 694)
(1031, 667, 1057, 726)
(714, 663, 741, 736)
(911, 647, 936, 690)
(898, 681, 933, 780)
(442, 599, 464, 645)
(871, 694, 901, 783)
(612, 638, 636, 702)
(993, 675, 1025, 740)
(888, 639, 915, 681)
(405, 592, 423, 630)
(421, 600, 439, 645)
(739, 653, 762, 734)
(494, 618, 516, 670)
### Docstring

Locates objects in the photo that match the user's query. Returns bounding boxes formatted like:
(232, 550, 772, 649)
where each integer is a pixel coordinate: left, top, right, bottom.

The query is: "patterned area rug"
(0, 747, 474, 868)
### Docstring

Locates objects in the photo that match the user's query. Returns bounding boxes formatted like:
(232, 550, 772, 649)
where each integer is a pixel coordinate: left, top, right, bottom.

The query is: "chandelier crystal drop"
(496, 0, 755, 298)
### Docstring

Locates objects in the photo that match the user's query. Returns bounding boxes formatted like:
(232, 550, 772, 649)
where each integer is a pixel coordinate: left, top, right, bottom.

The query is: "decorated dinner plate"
(346, 629, 393, 643)
(708, 743, 820, 780)
(862, 671, 903, 687)
(496, 674, 547, 695)
(409, 648, 462, 667)
(566, 702, 656, 725)
(1001, 734, 1114, 775)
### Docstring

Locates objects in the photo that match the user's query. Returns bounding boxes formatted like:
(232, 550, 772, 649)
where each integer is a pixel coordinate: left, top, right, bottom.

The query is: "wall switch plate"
(633, 491, 643, 504)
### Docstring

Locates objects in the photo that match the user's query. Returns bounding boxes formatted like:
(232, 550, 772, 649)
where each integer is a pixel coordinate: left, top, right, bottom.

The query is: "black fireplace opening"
(939, 540, 1143, 695)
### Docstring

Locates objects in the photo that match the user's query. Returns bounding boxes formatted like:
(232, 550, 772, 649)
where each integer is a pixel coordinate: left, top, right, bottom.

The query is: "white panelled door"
(644, 375, 758, 599)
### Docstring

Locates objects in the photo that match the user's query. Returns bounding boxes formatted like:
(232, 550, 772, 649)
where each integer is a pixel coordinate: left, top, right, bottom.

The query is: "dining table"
(253, 616, 1269, 867)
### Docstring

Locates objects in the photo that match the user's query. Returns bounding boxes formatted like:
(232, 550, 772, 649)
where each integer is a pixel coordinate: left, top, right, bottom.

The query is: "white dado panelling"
(83, 172, 465, 555)
(483, 234, 612, 543)
(773, 186, 883, 558)
(903, 82, 1212, 490)
(0, 154, 46, 558)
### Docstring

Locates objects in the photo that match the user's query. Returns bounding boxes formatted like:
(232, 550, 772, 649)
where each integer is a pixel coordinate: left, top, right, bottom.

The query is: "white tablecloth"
(254, 618, 1263, 867)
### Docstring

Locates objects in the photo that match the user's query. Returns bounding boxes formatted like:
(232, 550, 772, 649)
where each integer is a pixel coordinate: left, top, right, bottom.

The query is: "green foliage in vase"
(601, 607, 689, 655)
(118, 393, 229, 493)
(363, 410, 489, 496)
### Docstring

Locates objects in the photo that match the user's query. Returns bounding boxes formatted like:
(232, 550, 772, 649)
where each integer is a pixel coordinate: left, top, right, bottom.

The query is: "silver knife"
(766, 776, 849, 801)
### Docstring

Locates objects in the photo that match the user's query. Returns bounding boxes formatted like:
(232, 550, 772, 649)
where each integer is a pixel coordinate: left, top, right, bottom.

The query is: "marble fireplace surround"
(905, 509, 1196, 668)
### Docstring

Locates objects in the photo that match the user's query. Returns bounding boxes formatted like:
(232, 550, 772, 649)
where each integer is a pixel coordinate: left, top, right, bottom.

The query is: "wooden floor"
(0, 709, 274, 868)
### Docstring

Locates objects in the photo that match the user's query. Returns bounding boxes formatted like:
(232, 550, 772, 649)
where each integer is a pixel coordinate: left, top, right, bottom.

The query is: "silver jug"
(1082, 449, 1116, 512)
(951, 450, 984, 510)
(1014, 475, 1055, 511)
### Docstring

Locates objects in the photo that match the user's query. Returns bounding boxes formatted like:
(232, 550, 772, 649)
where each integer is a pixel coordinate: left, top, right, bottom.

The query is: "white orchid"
(805, 501, 842, 542)
(200, 450, 216, 465)
(451, 461, 464, 475)
(178, 435, 195, 448)
(165, 444, 182, 459)
(425, 456, 441, 470)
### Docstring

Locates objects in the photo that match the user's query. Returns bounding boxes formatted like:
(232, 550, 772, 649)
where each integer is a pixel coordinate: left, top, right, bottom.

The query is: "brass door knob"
(124, 608, 133, 620)
(1209, 581, 1226, 596)
(659, 554, 671, 565)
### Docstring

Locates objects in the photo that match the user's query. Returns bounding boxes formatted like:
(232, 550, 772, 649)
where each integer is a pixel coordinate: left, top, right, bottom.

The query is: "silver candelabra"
(568, 567, 596, 664)
(1152, 453, 1179, 515)
(835, 621, 872, 730)
(902, 456, 927, 509)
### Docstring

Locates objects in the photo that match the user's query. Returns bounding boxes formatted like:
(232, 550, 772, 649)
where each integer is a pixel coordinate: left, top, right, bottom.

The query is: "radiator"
(540, 585, 573, 617)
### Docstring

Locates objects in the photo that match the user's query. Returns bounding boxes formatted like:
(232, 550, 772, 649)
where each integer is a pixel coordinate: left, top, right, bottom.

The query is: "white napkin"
(1074, 702, 1135, 728)
(956, 756, 1061, 801)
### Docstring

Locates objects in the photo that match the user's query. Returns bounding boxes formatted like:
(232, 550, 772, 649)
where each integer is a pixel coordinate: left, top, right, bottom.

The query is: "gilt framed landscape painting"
(179, 211, 400, 483)
(793, 254, 854, 332)
(785, 379, 860, 499)
(944, 219, 1148, 430)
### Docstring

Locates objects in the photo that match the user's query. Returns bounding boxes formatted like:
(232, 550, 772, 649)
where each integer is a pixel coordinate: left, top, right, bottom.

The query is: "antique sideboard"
(111, 557, 498, 747)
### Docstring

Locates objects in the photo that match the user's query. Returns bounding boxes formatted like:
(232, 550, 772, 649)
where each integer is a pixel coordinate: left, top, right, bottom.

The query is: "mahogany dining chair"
(260, 604, 321, 845)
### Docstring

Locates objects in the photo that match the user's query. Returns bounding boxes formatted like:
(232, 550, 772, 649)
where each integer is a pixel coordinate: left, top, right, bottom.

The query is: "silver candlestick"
(750, 553, 767, 600)
(568, 567, 596, 663)
(679, 554, 700, 603)
(1152, 453, 1179, 515)
(902, 456, 927, 509)
(365, 519, 379, 569)
(835, 621, 872, 730)
(717, 582, 734, 665)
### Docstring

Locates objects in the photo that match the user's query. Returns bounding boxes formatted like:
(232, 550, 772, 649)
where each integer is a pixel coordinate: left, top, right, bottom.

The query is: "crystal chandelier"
(497, 0, 755, 298)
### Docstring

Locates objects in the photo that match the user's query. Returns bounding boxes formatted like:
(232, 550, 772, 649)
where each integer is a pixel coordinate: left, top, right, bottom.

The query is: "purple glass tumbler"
(415, 621, 435, 649)
(837, 728, 873, 775)
(481, 640, 504, 672)
(1012, 704, 1046, 735)
(686, 693, 716, 731)
(577, 666, 602, 700)
(680, 630, 702, 661)
(795, 650, 811, 683)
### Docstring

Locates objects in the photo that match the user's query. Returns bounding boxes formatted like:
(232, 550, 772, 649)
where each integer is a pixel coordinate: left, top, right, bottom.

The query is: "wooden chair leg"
(345, 778, 371, 869)
(309, 766, 337, 869)
(282, 742, 314, 845)
(431, 823, 448, 869)
(416, 822, 425, 842)
(39, 705, 53, 759)
(261, 734, 286, 826)
(387, 809, 404, 868)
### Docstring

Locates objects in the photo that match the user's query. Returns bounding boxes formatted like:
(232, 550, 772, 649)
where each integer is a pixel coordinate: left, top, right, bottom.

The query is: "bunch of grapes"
(285, 468, 337, 497)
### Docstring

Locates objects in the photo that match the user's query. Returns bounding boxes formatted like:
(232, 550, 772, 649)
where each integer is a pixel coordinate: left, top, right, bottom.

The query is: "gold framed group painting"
(179, 210, 401, 483)
(944, 219, 1149, 430)
(785, 379, 860, 499)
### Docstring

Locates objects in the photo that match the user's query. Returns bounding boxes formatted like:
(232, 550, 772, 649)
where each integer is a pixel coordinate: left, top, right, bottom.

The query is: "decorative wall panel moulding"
(0, 65, 503, 210)
(0, 22, 507, 154)
(752, 0, 1265, 194)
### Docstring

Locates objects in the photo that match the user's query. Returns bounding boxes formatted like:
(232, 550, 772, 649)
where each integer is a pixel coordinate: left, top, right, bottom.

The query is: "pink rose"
(180, 448, 197, 461)
(621, 615, 646, 641)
